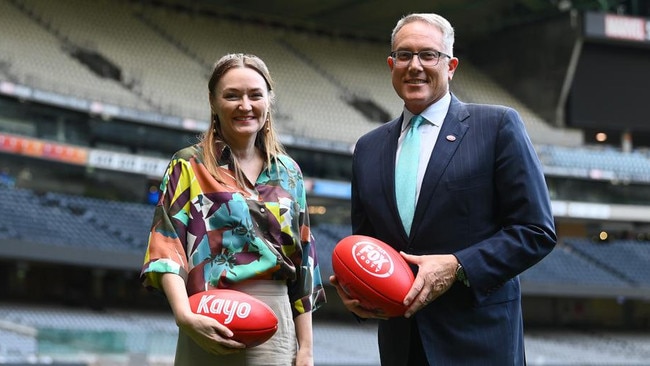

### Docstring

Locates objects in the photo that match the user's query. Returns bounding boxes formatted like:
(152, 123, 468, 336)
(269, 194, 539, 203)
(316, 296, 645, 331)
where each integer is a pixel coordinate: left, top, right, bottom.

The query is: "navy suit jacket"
(351, 95, 556, 365)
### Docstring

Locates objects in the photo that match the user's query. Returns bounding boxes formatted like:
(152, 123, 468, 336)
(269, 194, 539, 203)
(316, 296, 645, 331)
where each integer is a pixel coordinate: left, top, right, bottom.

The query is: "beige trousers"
(174, 280, 297, 366)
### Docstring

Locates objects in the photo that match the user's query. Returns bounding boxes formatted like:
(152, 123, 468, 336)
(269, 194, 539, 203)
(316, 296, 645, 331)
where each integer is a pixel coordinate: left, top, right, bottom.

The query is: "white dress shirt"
(396, 92, 451, 200)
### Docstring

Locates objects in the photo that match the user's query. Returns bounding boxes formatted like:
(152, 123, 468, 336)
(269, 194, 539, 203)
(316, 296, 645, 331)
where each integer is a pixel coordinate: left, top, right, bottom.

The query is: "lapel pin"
(446, 135, 456, 142)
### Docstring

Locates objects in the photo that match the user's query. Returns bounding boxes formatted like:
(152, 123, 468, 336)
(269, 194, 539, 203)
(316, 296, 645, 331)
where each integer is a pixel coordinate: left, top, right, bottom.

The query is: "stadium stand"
(0, 188, 143, 251)
(0, 329, 38, 364)
(519, 243, 632, 289)
(1, 0, 585, 147)
(564, 238, 650, 287)
(2, 302, 650, 365)
(0, 0, 143, 110)
(525, 329, 650, 365)
(449, 61, 584, 148)
(3, 305, 650, 365)
(4, 184, 650, 292)
(538, 144, 650, 182)
(141, 6, 383, 143)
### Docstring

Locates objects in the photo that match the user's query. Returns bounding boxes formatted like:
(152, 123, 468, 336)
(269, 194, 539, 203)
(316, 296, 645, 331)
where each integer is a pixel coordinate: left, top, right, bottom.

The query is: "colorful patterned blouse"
(141, 144, 326, 317)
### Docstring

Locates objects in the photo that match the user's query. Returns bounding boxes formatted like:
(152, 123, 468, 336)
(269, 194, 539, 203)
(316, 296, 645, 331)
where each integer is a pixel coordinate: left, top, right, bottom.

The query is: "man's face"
(387, 21, 458, 114)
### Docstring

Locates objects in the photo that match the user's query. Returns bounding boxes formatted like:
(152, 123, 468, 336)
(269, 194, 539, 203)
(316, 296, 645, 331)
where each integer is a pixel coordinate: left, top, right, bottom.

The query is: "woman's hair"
(391, 13, 455, 57)
(200, 53, 285, 187)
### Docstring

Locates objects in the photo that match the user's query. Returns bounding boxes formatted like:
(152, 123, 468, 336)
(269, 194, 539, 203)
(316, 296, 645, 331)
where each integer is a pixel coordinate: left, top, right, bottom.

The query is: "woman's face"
(212, 67, 270, 146)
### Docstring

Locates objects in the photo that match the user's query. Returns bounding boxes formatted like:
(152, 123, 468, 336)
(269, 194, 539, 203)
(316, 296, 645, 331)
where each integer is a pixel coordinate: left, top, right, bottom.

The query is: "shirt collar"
(216, 142, 234, 167)
(215, 142, 283, 175)
(401, 92, 452, 133)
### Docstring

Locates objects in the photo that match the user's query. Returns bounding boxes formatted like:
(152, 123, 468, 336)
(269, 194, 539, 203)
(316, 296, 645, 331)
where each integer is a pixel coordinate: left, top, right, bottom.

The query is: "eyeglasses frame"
(389, 50, 452, 67)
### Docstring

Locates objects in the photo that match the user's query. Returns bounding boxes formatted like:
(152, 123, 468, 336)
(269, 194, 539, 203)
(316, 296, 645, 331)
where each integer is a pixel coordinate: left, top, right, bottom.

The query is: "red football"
(332, 235, 415, 317)
(188, 289, 278, 347)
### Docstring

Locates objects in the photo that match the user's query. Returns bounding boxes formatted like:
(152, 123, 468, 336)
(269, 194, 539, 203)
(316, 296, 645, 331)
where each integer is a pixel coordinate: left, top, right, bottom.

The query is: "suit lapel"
(410, 97, 469, 236)
(381, 115, 405, 237)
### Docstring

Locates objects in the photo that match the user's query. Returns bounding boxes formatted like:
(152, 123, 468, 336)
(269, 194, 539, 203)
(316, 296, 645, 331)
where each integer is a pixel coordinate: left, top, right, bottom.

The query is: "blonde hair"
(200, 53, 285, 187)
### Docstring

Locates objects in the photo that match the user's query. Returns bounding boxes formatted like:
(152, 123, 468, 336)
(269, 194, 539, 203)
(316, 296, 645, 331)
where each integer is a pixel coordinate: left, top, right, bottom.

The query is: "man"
(330, 13, 556, 365)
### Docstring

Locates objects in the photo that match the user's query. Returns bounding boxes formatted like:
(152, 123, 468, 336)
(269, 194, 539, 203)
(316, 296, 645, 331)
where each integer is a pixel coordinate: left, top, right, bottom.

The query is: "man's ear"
(447, 57, 459, 81)
(387, 56, 394, 71)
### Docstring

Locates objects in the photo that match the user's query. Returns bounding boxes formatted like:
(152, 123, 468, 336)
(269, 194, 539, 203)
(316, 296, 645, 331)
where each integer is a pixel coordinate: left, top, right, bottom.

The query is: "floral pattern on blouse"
(141, 144, 325, 316)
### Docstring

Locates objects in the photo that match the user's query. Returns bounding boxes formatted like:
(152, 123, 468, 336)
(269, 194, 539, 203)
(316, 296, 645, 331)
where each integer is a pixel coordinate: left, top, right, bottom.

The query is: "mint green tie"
(396, 115, 425, 234)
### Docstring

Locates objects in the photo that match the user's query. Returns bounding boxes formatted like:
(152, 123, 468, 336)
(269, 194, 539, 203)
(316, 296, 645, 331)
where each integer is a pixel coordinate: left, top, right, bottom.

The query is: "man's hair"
(391, 13, 455, 57)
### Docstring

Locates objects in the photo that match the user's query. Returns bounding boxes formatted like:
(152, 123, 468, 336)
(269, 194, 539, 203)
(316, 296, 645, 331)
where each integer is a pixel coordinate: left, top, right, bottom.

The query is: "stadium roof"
(186, 0, 607, 43)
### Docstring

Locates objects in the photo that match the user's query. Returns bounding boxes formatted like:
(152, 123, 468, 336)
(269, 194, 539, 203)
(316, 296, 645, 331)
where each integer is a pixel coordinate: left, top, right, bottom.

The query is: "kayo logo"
(352, 241, 395, 278)
(195, 295, 251, 324)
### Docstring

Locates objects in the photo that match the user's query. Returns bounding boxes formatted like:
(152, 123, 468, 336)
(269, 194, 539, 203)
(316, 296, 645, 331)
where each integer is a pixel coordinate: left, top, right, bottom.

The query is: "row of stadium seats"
(564, 238, 650, 285)
(2, 302, 650, 365)
(521, 242, 629, 288)
(537, 144, 650, 182)
(3, 185, 650, 290)
(0, 0, 141, 109)
(17, 0, 650, 188)
(0, 329, 38, 364)
(0, 187, 147, 251)
(0, 0, 582, 148)
(0, 303, 177, 362)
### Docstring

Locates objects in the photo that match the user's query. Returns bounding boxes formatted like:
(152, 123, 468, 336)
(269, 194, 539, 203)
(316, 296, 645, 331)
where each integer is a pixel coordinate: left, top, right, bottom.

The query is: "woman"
(141, 53, 326, 366)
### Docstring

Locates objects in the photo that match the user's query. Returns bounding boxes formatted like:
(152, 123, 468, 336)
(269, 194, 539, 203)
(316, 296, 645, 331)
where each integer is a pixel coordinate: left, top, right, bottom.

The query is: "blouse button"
(260, 207, 266, 212)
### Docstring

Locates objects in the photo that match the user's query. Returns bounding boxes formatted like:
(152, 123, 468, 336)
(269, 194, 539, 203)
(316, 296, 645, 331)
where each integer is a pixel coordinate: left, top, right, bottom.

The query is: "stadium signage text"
(585, 11, 650, 44)
(605, 14, 649, 41)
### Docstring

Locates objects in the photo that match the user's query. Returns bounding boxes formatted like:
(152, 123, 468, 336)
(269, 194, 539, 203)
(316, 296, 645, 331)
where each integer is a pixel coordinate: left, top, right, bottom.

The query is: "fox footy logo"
(195, 295, 251, 324)
(352, 241, 394, 278)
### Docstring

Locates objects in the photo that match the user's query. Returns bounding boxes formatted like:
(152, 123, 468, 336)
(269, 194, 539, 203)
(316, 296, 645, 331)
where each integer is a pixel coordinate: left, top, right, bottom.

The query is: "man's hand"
(400, 253, 458, 318)
(329, 275, 388, 319)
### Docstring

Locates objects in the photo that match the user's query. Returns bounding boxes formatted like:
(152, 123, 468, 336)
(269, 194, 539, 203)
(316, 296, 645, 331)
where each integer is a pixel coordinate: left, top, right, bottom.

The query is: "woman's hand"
(161, 273, 246, 355)
(295, 346, 314, 366)
(176, 310, 246, 355)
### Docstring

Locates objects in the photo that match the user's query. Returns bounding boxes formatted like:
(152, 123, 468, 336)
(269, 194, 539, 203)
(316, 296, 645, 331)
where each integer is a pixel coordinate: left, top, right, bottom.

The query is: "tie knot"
(409, 115, 425, 131)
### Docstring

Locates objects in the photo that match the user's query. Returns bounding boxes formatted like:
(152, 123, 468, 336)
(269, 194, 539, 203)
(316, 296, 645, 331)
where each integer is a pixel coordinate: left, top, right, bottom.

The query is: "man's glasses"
(390, 50, 451, 67)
